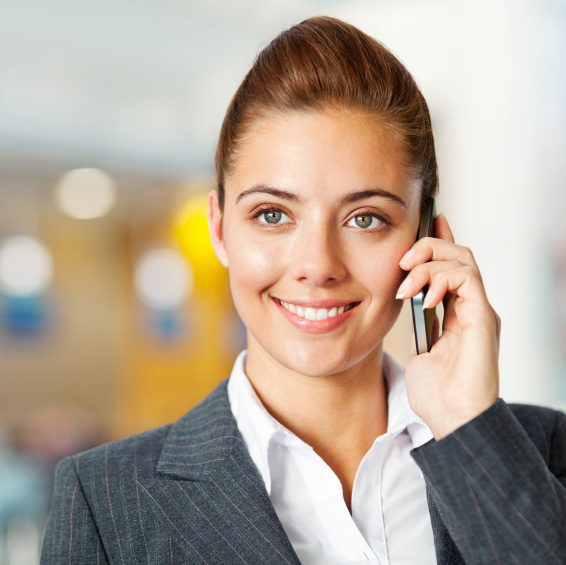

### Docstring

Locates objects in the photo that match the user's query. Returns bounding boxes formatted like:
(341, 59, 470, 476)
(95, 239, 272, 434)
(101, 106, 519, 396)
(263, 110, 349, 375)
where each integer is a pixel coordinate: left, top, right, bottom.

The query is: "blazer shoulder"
(508, 401, 566, 472)
(507, 401, 566, 441)
(70, 378, 232, 482)
(508, 401, 565, 423)
(68, 422, 172, 484)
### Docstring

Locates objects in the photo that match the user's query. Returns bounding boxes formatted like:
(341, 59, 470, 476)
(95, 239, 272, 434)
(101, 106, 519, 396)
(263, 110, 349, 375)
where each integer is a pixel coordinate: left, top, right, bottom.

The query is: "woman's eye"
(257, 209, 291, 224)
(347, 214, 383, 229)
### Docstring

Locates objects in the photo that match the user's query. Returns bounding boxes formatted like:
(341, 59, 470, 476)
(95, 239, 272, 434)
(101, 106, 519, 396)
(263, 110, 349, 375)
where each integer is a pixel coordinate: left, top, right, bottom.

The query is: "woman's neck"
(243, 340, 389, 512)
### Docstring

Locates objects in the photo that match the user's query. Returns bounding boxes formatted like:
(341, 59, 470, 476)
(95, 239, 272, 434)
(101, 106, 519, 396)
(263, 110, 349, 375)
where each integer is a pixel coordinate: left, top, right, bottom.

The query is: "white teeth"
(316, 309, 328, 320)
(280, 301, 352, 320)
(305, 307, 316, 321)
(286, 302, 297, 313)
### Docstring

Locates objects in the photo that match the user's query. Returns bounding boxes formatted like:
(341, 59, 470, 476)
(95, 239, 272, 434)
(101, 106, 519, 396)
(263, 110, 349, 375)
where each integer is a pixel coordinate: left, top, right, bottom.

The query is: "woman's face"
(209, 110, 421, 380)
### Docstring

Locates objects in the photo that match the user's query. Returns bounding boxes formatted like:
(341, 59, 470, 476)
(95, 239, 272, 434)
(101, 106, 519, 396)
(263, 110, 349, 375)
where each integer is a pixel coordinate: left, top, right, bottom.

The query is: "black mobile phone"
(410, 199, 436, 354)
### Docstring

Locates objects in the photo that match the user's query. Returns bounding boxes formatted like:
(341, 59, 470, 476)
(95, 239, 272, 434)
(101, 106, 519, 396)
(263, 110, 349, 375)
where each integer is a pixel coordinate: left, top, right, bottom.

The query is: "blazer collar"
(153, 380, 301, 565)
(156, 379, 247, 482)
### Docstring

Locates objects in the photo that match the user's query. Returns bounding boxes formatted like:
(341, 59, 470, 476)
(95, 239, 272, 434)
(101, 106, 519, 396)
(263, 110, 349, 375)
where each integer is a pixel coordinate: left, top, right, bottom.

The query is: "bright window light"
(134, 248, 194, 310)
(0, 235, 53, 296)
(55, 168, 116, 219)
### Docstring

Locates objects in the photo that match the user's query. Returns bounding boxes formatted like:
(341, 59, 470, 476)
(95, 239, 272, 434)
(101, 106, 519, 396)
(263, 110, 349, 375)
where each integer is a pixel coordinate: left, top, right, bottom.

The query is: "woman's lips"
(272, 298, 360, 333)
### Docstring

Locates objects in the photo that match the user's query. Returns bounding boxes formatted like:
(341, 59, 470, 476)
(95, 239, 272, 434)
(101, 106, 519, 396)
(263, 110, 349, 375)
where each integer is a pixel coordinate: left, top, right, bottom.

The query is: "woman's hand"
(398, 214, 501, 440)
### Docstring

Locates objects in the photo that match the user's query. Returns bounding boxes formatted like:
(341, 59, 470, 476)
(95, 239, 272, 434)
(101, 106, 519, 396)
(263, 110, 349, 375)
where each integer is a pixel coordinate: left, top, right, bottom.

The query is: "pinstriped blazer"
(40, 380, 566, 564)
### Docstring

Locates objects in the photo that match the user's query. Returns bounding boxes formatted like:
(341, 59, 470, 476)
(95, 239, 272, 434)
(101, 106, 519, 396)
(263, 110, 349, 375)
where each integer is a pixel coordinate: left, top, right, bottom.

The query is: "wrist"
(428, 399, 498, 440)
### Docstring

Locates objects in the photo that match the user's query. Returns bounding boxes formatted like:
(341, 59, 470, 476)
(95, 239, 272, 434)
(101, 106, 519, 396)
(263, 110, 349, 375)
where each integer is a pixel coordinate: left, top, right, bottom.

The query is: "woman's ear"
(207, 190, 229, 268)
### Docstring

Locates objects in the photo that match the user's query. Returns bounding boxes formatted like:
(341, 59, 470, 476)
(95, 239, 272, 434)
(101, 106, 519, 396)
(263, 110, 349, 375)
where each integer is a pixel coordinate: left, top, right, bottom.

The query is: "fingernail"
(423, 293, 431, 309)
(396, 276, 411, 299)
(399, 249, 414, 266)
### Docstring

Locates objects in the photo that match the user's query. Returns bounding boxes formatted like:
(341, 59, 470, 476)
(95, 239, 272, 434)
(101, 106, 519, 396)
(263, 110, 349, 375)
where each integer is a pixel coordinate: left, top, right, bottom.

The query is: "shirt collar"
(227, 350, 433, 495)
(227, 350, 284, 495)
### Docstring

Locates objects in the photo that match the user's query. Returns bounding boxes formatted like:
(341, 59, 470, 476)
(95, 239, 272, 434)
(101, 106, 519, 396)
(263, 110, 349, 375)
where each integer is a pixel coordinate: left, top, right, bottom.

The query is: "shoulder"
(44, 380, 247, 563)
(508, 401, 565, 423)
(58, 379, 231, 483)
(507, 401, 566, 468)
(507, 401, 566, 440)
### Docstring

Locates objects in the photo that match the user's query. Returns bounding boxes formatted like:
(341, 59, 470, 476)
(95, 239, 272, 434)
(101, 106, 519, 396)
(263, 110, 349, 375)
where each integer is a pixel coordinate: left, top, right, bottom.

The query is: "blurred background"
(1, 0, 565, 562)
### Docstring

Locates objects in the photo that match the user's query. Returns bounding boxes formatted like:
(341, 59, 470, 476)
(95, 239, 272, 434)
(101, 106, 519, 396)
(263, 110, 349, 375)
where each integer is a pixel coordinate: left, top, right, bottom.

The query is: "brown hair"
(215, 16, 438, 211)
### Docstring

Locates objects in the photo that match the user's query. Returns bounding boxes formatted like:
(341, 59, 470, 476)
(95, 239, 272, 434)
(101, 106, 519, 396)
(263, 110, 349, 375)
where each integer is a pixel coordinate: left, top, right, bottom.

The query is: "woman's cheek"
(226, 238, 282, 293)
(351, 241, 406, 295)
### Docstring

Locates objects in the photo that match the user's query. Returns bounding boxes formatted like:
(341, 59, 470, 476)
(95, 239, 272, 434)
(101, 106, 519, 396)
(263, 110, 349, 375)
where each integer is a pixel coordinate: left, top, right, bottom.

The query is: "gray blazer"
(40, 381, 566, 564)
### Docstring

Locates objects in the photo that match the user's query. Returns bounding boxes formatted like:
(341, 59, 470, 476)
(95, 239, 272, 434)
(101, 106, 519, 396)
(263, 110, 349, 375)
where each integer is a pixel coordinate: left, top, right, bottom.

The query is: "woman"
(41, 16, 566, 564)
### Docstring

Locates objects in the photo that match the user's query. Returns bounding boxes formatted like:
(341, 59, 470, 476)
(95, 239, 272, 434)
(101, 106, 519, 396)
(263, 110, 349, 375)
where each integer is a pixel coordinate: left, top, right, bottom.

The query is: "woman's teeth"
(280, 301, 352, 320)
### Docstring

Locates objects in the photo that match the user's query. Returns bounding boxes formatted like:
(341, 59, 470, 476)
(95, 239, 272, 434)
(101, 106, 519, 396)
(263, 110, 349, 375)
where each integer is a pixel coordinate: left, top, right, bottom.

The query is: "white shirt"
(227, 351, 437, 565)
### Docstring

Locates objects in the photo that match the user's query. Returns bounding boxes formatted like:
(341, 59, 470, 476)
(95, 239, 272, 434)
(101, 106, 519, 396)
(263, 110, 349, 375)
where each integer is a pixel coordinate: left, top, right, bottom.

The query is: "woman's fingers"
(400, 214, 477, 273)
(398, 213, 455, 269)
(397, 260, 484, 304)
(441, 289, 457, 332)
(424, 265, 487, 310)
(434, 213, 455, 243)
(431, 314, 441, 346)
(397, 211, 496, 336)
(400, 238, 479, 272)
(397, 260, 460, 299)
(490, 303, 502, 340)
(397, 261, 490, 323)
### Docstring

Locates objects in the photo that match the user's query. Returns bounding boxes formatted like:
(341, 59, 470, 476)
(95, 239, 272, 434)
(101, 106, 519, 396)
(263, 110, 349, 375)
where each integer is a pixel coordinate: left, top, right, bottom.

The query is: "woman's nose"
(290, 228, 347, 287)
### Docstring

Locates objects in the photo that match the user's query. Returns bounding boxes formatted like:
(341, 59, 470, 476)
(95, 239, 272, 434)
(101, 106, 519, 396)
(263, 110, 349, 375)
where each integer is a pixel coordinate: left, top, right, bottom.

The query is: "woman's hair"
(215, 16, 438, 212)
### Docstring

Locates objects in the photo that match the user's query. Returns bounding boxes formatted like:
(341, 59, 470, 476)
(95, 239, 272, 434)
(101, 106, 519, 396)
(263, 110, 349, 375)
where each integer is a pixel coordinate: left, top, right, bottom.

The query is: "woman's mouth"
(278, 300, 358, 320)
(272, 298, 360, 333)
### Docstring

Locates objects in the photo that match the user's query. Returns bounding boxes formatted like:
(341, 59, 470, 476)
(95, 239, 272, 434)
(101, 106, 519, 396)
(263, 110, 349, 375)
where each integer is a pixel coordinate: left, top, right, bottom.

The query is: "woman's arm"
(398, 214, 566, 562)
(412, 400, 566, 564)
(40, 456, 110, 565)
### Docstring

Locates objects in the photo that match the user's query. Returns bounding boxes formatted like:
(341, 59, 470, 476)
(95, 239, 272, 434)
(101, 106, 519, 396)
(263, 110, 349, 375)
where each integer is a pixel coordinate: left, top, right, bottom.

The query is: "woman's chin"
(246, 327, 385, 380)
(274, 342, 381, 380)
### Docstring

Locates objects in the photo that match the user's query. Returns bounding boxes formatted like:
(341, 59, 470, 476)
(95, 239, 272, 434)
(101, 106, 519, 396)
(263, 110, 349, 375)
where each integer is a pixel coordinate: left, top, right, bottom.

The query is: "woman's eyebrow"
(342, 188, 407, 209)
(235, 185, 301, 204)
(235, 185, 406, 208)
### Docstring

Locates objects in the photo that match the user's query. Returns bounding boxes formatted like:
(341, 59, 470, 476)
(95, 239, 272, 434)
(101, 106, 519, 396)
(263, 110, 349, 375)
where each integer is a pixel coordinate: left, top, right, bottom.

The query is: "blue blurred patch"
(1, 294, 49, 336)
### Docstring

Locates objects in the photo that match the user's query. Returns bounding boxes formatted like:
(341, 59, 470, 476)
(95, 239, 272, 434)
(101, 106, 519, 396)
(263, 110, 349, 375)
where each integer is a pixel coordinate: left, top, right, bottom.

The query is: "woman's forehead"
(224, 109, 420, 211)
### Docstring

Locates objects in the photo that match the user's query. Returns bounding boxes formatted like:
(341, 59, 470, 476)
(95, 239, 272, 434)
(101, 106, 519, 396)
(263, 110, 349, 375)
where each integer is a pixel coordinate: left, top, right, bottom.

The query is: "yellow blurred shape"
(173, 193, 225, 292)
(115, 192, 235, 439)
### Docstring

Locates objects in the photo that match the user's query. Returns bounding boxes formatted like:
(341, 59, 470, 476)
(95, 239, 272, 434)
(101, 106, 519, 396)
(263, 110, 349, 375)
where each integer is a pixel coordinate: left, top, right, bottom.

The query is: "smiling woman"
(41, 16, 566, 565)
(209, 110, 419, 382)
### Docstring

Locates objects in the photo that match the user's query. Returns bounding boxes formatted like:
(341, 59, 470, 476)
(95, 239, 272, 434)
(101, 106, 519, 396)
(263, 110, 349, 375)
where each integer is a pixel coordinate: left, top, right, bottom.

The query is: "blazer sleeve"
(411, 399, 566, 565)
(40, 456, 110, 565)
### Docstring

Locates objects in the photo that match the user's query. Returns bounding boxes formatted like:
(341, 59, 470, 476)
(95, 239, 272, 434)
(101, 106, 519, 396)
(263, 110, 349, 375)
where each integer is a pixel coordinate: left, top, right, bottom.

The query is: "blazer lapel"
(139, 381, 301, 564)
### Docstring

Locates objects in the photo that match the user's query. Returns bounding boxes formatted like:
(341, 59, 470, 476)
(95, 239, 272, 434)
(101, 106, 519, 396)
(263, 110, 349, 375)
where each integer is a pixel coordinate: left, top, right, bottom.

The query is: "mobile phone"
(410, 199, 436, 354)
